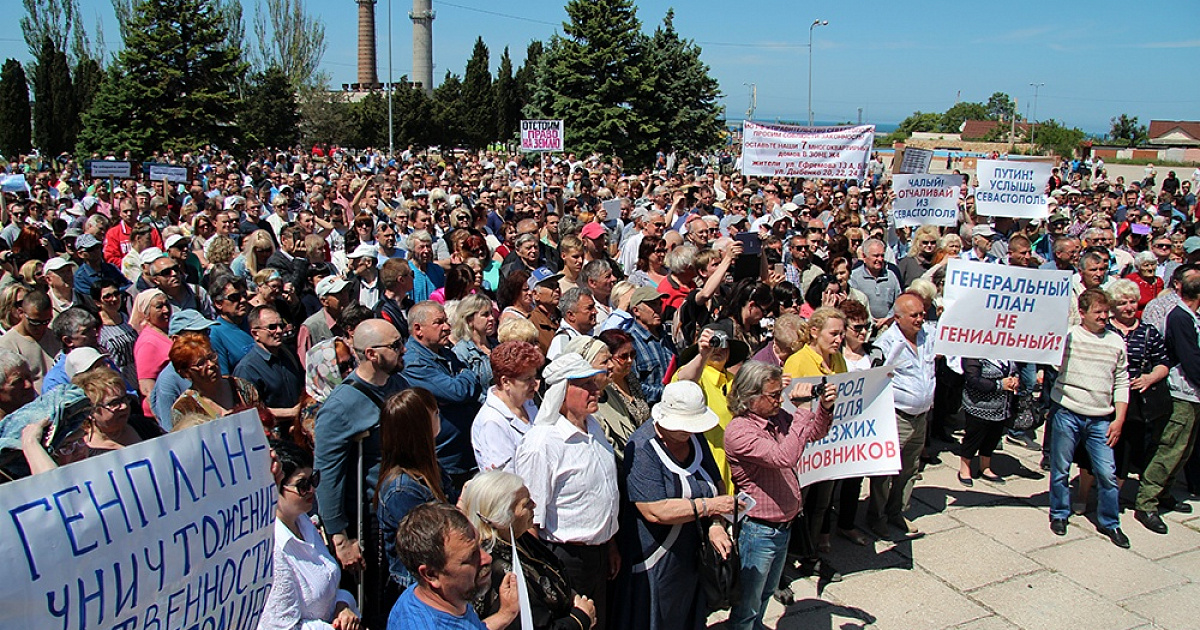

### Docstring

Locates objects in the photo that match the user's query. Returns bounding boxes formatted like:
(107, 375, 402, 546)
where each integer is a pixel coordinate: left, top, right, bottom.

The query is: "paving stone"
(971, 571, 1147, 630)
(816, 567, 987, 630)
(1035, 536, 1187, 601)
(910, 525, 1040, 591)
(950, 616, 1021, 630)
(952, 503, 1088, 553)
(1121, 582, 1200, 630)
(771, 598, 878, 630)
(1119, 510, 1200, 561)
(1157, 548, 1200, 581)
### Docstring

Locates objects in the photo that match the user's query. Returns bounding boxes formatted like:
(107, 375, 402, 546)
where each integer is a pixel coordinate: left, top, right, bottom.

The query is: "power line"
(437, 1, 559, 27)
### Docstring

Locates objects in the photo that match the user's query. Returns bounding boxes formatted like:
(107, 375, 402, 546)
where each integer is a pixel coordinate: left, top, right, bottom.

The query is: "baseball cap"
(223, 195, 246, 211)
(44, 257, 76, 273)
(1184, 236, 1200, 254)
(628, 286, 665, 309)
(1049, 211, 1070, 224)
(316, 276, 351, 297)
(347, 244, 378, 260)
(580, 223, 607, 240)
(164, 234, 190, 250)
(64, 347, 108, 378)
(139, 247, 165, 265)
(168, 309, 215, 336)
(527, 266, 563, 290)
(136, 186, 152, 197)
(76, 233, 102, 249)
(971, 225, 996, 238)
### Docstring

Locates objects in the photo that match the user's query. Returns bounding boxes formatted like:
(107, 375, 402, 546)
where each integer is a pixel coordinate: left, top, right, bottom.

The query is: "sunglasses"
(27, 316, 52, 327)
(371, 339, 404, 352)
(807, 227, 824, 234)
(850, 323, 871, 333)
(219, 292, 246, 303)
(285, 470, 321, 494)
(255, 322, 287, 332)
(156, 266, 181, 277)
(96, 395, 131, 412)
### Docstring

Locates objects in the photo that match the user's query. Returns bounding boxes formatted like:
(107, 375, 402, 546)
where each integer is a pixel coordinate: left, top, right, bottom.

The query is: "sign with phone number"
(741, 122, 874, 180)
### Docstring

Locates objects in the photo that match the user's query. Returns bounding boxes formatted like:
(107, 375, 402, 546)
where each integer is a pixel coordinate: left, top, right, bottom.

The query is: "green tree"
(1032, 119, 1084, 158)
(393, 76, 436, 148)
(493, 47, 519, 143)
(79, 0, 248, 156)
(985, 92, 1015, 121)
(432, 71, 466, 148)
(514, 40, 542, 116)
(938, 101, 988, 133)
(1109, 114, 1147, 147)
(0, 59, 33, 157)
(642, 9, 722, 154)
(297, 82, 350, 146)
(459, 37, 494, 148)
(71, 56, 102, 140)
(31, 36, 76, 155)
(251, 0, 327, 89)
(346, 91, 388, 149)
(528, 0, 656, 165)
(896, 111, 941, 135)
(238, 66, 299, 149)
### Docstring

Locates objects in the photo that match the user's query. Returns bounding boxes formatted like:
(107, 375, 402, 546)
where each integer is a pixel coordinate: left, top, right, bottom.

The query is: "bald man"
(868, 294, 936, 540)
(314, 319, 410, 573)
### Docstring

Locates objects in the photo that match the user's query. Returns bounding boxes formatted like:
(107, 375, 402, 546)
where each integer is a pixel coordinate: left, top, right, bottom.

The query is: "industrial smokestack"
(356, 0, 379, 87)
(411, 0, 434, 95)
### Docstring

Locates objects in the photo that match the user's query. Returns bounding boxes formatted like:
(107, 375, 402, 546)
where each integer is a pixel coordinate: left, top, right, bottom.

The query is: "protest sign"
(895, 147, 933, 174)
(0, 411, 276, 630)
(87, 160, 133, 179)
(892, 174, 962, 227)
(0, 174, 30, 195)
(785, 367, 901, 487)
(741, 121, 874, 179)
(974, 159, 1053, 218)
(520, 120, 564, 152)
(145, 163, 190, 184)
(935, 259, 1072, 364)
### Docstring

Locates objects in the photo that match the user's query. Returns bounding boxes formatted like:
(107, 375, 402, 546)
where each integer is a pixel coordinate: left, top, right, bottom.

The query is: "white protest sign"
(974, 159, 1053, 218)
(0, 411, 276, 630)
(88, 160, 133, 179)
(892, 174, 962, 227)
(520, 120, 564, 152)
(784, 367, 901, 487)
(146, 163, 190, 183)
(895, 147, 933, 174)
(936, 259, 1072, 364)
(0, 174, 30, 194)
(741, 121, 874, 180)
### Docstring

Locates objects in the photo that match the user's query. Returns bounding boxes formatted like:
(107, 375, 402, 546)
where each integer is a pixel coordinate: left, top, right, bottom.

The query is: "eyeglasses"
(850, 323, 871, 333)
(156, 266, 181, 277)
(807, 227, 824, 234)
(650, 222, 667, 228)
(101, 292, 122, 301)
(26, 316, 52, 327)
(96, 395, 131, 412)
(52, 437, 86, 459)
(1153, 243, 1171, 249)
(285, 470, 321, 494)
(371, 339, 404, 352)
(219, 292, 246, 303)
(571, 379, 605, 393)
(255, 322, 286, 332)
(758, 389, 784, 401)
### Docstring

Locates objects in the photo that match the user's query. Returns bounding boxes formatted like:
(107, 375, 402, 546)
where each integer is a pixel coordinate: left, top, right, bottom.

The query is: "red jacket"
(103, 222, 163, 265)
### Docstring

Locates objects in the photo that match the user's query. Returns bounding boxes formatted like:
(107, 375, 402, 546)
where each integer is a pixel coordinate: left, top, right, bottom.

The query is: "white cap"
(223, 195, 246, 211)
(65, 347, 108, 378)
(139, 247, 165, 265)
(347, 244, 378, 260)
(164, 234, 189, 250)
(43, 257, 76, 273)
(316, 276, 351, 297)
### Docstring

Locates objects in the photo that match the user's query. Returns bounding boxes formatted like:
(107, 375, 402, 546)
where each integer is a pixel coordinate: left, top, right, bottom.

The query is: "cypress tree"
(432, 72, 465, 148)
(460, 37, 494, 149)
(0, 59, 33, 157)
(493, 47, 519, 143)
(643, 10, 722, 155)
(32, 36, 77, 156)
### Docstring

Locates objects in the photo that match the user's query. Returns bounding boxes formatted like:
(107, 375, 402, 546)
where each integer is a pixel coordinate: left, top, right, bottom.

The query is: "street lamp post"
(808, 19, 828, 127)
(1028, 82, 1044, 147)
(387, 0, 394, 157)
(743, 82, 756, 120)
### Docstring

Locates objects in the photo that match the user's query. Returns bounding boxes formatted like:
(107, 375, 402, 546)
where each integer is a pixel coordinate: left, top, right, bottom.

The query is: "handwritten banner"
(935, 259, 1072, 364)
(974, 159, 1053, 218)
(741, 122, 874, 179)
(87, 161, 133, 179)
(786, 367, 901, 487)
(520, 120, 564, 152)
(892, 174, 962, 227)
(145, 163, 190, 184)
(0, 411, 276, 630)
(895, 147, 933, 174)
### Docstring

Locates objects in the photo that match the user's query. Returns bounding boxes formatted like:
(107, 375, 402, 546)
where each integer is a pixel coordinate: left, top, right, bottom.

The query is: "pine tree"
(493, 47, 519, 144)
(460, 37, 494, 149)
(32, 35, 77, 156)
(433, 71, 466, 148)
(643, 10, 722, 155)
(393, 76, 435, 148)
(239, 66, 299, 149)
(0, 59, 33, 157)
(528, 0, 657, 164)
(346, 91, 387, 149)
(78, 0, 248, 156)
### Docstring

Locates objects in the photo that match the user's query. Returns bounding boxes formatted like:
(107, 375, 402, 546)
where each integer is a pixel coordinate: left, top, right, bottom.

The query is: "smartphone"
(772, 263, 785, 276)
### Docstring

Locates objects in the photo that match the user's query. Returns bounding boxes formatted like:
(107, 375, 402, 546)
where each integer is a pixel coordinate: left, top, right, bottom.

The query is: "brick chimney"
(356, 0, 379, 87)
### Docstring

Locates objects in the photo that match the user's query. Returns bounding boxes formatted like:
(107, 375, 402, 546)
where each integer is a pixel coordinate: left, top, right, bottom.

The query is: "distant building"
(1148, 120, 1200, 147)
(960, 120, 1032, 141)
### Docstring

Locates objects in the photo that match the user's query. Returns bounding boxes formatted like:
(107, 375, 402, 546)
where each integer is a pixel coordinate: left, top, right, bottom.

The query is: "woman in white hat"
(614, 380, 740, 630)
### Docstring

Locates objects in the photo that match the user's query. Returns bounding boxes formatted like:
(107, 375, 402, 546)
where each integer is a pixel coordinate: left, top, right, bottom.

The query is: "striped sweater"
(1050, 324, 1130, 417)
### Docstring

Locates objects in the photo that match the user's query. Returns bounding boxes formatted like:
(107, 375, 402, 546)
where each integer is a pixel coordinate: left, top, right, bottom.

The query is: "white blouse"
(257, 515, 357, 630)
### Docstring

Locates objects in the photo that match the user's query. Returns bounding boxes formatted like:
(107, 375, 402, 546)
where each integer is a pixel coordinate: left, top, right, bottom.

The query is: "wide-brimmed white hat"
(652, 381, 719, 433)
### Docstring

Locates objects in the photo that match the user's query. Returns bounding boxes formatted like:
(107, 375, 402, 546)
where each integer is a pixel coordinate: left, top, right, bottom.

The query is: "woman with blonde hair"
(899, 225, 941, 287)
(452, 293, 498, 390)
(251, 269, 284, 308)
(18, 260, 46, 293)
(232, 229, 275, 280)
(0, 283, 28, 333)
(497, 317, 539, 345)
(75, 367, 163, 456)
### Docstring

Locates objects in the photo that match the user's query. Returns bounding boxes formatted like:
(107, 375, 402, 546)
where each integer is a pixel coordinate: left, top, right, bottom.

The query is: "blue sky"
(2, 0, 1197, 135)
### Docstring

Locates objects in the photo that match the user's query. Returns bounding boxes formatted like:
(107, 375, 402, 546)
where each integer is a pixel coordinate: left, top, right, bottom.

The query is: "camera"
(710, 330, 728, 349)
(812, 377, 828, 399)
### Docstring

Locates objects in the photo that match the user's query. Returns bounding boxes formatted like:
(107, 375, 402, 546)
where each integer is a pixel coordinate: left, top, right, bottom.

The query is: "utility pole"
(857, 107, 863, 125)
(808, 19, 828, 126)
(743, 82, 756, 121)
(387, 0, 394, 157)
(1029, 82, 1044, 146)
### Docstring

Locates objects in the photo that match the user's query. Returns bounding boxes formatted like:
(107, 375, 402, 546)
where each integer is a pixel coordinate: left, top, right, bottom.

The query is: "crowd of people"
(0, 145, 1198, 630)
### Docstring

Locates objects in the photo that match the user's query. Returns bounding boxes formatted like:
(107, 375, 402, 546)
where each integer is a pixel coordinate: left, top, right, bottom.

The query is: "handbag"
(1008, 393, 1040, 432)
(694, 499, 740, 611)
(1130, 351, 1172, 423)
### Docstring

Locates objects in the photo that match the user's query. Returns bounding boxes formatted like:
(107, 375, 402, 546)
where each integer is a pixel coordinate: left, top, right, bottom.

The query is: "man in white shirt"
(514, 353, 618, 630)
(618, 209, 666, 275)
(546, 288, 597, 360)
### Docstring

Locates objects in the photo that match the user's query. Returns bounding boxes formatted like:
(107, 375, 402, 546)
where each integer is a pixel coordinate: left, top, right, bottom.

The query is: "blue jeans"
(1048, 405, 1120, 530)
(730, 519, 792, 630)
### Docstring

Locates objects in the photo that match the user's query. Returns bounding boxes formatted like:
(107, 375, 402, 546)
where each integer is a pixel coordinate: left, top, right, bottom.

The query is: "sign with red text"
(741, 121, 874, 179)
(520, 120, 564, 152)
(974, 159, 1053, 218)
(0, 411, 276, 630)
(935, 259, 1072, 364)
(787, 367, 901, 487)
(892, 174, 962, 227)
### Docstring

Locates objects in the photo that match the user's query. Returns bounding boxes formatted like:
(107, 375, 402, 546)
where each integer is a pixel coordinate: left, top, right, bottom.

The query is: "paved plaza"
(709, 432, 1200, 629)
